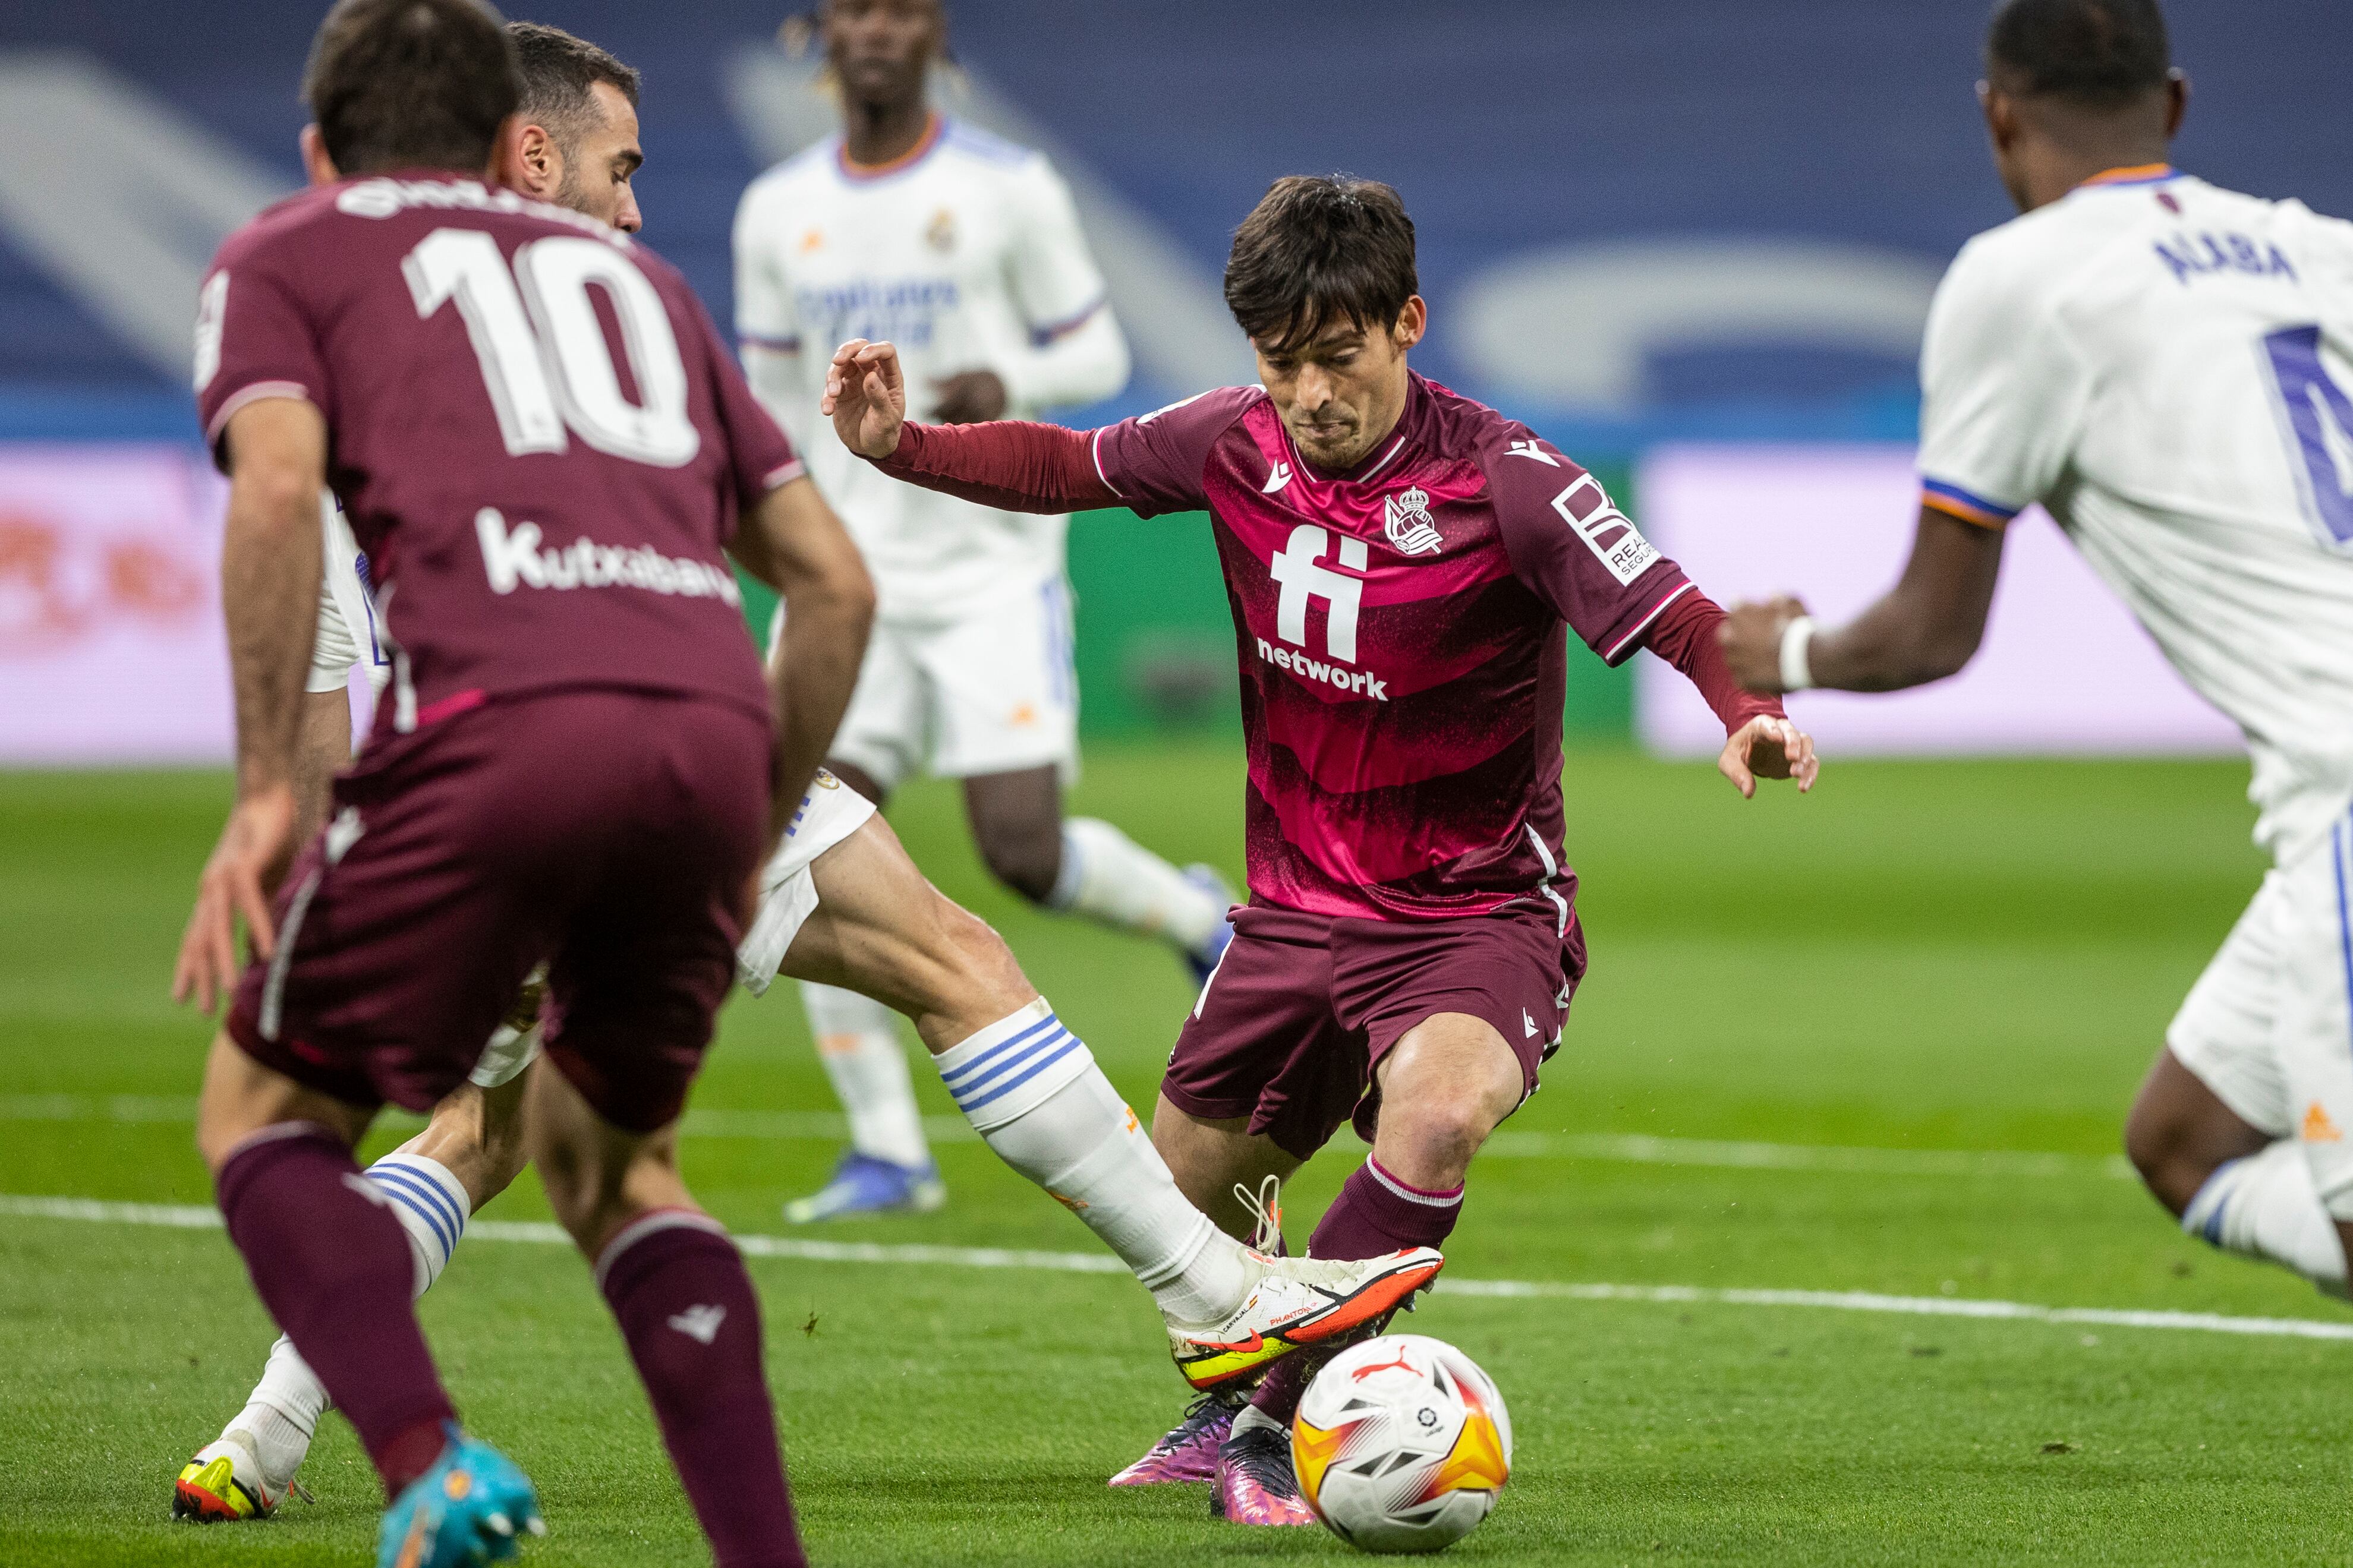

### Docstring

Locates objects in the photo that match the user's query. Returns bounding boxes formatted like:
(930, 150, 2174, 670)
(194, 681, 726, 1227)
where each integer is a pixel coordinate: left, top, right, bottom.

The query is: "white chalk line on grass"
(5, 1191, 2347, 1345)
(0, 1094, 2135, 1181)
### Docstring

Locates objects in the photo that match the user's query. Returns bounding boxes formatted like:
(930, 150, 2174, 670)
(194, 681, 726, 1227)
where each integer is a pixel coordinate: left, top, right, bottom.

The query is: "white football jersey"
(733, 117, 1130, 616)
(1918, 166, 2353, 862)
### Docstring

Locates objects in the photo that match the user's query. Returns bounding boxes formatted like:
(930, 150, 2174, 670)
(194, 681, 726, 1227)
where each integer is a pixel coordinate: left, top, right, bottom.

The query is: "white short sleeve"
(731, 182, 802, 356)
(1007, 157, 1110, 342)
(1915, 234, 2094, 527)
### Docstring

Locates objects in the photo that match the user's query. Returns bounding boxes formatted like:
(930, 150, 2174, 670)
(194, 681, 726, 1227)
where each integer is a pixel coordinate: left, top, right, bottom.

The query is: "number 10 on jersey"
(404, 227, 700, 468)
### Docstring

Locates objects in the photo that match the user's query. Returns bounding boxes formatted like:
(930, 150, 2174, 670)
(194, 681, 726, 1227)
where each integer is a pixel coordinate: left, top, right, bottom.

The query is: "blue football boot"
(783, 1149, 947, 1223)
(377, 1424, 543, 1568)
(1182, 864, 1239, 986)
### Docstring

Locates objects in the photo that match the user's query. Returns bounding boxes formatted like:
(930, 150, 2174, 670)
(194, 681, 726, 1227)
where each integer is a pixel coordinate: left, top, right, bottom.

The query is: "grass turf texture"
(5, 744, 2351, 1565)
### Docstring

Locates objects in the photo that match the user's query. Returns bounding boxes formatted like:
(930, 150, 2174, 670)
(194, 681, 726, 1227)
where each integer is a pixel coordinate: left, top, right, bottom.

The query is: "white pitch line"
(5, 1192, 2346, 1343)
(0, 1095, 2132, 1179)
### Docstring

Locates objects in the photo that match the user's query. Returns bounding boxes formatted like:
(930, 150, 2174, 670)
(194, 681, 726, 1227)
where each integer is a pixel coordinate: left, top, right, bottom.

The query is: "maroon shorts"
(226, 687, 769, 1132)
(1162, 903, 1587, 1162)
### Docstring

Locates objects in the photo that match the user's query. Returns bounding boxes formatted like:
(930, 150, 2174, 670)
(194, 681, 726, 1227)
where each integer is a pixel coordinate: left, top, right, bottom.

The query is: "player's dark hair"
(303, 0, 519, 176)
(1986, 0, 2171, 107)
(1225, 175, 1419, 356)
(509, 21, 640, 153)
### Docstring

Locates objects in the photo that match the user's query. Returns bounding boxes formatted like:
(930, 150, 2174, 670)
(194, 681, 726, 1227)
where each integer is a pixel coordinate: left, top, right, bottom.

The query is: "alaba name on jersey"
(1918, 166, 2353, 862)
(1090, 374, 1695, 925)
(196, 173, 799, 728)
(734, 117, 1129, 614)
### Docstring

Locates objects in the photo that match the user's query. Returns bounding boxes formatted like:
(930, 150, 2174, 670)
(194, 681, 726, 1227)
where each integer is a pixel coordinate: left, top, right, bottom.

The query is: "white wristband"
(1778, 616, 1816, 693)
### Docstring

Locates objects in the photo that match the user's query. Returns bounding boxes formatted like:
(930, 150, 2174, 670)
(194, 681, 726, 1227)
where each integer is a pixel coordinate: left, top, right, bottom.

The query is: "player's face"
(556, 81, 644, 233)
(1254, 299, 1428, 471)
(824, 0, 941, 109)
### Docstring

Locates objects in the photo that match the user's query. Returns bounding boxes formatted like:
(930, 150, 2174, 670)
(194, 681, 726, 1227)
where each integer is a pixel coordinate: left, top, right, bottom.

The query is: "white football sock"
(1048, 817, 1229, 960)
(933, 998, 1249, 1322)
(802, 982, 933, 1169)
(224, 1151, 471, 1488)
(2182, 1140, 2349, 1289)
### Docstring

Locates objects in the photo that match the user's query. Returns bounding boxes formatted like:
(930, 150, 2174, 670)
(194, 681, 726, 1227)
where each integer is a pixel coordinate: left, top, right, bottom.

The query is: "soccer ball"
(1291, 1333, 1511, 1554)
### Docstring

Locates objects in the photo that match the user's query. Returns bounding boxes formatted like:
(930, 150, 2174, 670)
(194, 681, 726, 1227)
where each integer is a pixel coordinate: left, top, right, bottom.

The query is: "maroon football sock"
(214, 1125, 456, 1497)
(597, 1211, 806, 1568)
(1250, 1156, 1464, 1424)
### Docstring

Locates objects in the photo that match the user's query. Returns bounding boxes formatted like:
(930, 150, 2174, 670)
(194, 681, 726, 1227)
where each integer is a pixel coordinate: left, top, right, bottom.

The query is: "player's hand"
(821, 337, 908, 459)
(172, 784, 298, 1014)
(1718, 595, 1809, 695)
(1718, 714, 1818, 800)
(929, 369, 1007, 425)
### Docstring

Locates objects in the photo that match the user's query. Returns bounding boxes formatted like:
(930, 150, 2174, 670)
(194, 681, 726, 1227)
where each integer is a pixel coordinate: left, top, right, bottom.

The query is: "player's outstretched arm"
(728, 475, 875, 854)
(172, 398, 327, 1012)
(1719, 506, 2006, 696)
(825, 336, 1124, 516)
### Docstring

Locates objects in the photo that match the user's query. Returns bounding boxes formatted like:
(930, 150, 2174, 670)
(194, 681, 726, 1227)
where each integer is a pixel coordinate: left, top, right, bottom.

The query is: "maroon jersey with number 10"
(1089, 375, 1700, 923)
(194, 172, 800, 728)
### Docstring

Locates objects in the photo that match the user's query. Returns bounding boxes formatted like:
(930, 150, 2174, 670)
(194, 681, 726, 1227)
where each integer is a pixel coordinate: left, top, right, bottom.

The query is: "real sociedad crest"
(1383, 487, 1443, 556)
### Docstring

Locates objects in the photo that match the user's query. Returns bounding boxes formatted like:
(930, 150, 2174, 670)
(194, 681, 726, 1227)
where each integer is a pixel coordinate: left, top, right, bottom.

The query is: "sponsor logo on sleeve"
(1549, 474, 1659, 586)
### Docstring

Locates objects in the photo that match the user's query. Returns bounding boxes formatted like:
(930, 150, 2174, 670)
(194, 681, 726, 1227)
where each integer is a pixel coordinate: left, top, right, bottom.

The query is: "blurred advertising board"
(0, 444, 233, 764)
(1633, 444, 2244, 758)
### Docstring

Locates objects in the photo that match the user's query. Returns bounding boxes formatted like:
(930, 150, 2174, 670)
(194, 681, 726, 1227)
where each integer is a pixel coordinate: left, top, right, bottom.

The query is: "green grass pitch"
(5, 743, 2351, 1566)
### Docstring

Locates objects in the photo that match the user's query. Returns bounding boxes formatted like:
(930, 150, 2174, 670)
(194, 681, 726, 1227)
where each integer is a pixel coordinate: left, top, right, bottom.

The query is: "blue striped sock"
(934, 1000, 1092, 1132)
(363, 1152, 470, 1299)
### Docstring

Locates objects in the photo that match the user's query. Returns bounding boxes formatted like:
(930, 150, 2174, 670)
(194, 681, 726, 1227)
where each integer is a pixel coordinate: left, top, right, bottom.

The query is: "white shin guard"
(2182, 1139, 2349, 1289)
(933, 999, 1245, 1321)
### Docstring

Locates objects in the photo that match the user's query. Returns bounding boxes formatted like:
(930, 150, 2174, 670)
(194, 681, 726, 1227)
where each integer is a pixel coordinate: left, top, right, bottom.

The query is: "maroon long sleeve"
(1640, 590, 1785, 734)
(869, 419, 1120, 513)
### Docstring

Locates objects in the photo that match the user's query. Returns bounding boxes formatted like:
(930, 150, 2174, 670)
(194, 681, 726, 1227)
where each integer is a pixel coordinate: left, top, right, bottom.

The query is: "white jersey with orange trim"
(1916, 165, 2353, 863)
(732, 116, 1130, 616)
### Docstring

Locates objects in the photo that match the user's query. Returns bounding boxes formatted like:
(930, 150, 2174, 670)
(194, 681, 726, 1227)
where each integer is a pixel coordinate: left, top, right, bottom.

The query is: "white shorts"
(822, 576, 1079, 791)
(735, 769, 879, 996)
(2169, 815, 2353, 1214)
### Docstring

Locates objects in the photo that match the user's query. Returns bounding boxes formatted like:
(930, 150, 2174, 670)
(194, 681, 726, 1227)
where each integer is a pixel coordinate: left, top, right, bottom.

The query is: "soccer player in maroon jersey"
(825, 175, 1819, 1524)
(173, 2, 870, 1560)
(171, 12, 1448, 1553)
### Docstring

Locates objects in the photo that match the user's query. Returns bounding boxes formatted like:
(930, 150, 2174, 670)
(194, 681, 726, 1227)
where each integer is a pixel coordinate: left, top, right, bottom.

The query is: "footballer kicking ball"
(1292, 1334, 1511, 1554)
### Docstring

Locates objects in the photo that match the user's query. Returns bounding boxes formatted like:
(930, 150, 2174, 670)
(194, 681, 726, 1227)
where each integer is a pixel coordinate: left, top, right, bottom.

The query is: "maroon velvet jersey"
(194, 173, 800, 726)
(1092, 374, 1693, 922)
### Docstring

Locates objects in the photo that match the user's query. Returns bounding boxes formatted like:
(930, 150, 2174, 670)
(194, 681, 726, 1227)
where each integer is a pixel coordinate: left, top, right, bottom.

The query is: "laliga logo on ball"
(1292, 1334, 1511, 1554)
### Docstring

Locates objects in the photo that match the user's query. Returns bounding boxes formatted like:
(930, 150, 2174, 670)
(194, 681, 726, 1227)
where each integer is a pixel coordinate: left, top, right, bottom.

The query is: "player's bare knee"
(1380, 1095, 1491, 1182)
(2122, 1100, 2205, 1216)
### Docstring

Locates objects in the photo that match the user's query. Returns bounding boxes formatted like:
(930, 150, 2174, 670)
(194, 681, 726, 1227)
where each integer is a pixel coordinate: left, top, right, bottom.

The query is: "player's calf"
(525, 1058, 808, 1568)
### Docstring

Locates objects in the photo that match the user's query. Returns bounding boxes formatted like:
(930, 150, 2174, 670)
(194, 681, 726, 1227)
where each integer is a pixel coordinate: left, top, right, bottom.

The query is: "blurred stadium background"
(7, 0, 2348, 760)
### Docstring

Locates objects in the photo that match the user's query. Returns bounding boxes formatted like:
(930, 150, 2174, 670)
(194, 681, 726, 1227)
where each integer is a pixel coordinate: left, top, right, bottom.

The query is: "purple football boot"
(1108, 1393, 1238, 1486)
